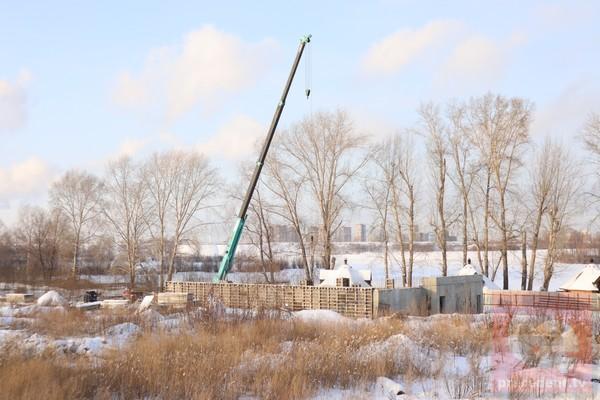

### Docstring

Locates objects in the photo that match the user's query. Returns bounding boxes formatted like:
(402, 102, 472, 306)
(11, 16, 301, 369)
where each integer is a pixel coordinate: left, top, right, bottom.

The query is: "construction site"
(2, 2, 600, 397)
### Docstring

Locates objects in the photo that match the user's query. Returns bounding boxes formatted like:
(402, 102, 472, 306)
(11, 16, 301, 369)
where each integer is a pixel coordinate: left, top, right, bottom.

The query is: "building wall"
(353, 224, 366, 242)
(376, 287, 428, 316)
(420, 275, 483, 314)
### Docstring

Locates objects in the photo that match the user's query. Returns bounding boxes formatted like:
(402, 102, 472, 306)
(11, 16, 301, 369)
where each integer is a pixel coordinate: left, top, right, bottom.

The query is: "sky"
(1, 0, 600, 226)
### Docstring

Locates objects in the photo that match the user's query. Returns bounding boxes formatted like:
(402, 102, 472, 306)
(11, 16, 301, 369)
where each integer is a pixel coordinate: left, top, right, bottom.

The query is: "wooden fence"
(165, 281, 377, 318)
(483, 290, 600, 312)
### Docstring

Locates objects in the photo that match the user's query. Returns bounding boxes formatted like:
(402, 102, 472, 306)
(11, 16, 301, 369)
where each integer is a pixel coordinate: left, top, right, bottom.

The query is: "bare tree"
(447, 104, 477, 266)
(245, 184, 276, 283)
(235, 162, 277, 283)
(364, 142, 392, 280)
(396, 136, 418, 287)
(103, 157, 148, 288)
(582, 112, 600, 158)
(420, 103, 450, 276)
(469, 159, 493, 276)
(527, 139, 557, 290)
(15, 206, 67, 281)
(376, 133, 418, 286)
(49, 170, 103, 279)
(541, 147, 580, 291)
(464, 94, 532, 288)
(15, 205, 37, 276)
(264, 145, 313, 282)
(279, 110, 368, 269)
(165, 152, 217, 281)
(582, 112, 600, 211)
(143, 152, 178, 288)
(143, 151, 216, 285)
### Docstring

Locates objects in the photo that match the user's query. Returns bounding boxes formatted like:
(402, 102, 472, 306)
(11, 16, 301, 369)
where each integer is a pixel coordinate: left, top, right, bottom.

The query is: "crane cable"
(304, 40, 313, 116)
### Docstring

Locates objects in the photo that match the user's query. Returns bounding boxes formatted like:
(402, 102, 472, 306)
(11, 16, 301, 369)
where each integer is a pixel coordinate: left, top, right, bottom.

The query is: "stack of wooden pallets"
(164, 281, 376, 318)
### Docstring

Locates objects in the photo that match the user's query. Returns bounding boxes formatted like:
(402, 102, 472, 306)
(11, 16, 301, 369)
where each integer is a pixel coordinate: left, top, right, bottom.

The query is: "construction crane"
(214, 34, 312, 282)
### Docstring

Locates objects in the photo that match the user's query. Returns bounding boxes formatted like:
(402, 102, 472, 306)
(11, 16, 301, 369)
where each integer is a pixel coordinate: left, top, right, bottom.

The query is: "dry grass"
(105, 324, 398, 399)
(4, 309, 589, 399)
(0, 313, 409, 400)
(411, 315, 492, 356)
(0, 352, 99, 400)
(28, 308, 144, 337)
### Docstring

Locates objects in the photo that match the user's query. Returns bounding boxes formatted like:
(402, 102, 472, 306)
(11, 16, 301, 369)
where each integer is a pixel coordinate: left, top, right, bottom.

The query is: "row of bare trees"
(0, 95, 597, 290)
(2, 151, 216, 287)
(243, 95, 588, 290)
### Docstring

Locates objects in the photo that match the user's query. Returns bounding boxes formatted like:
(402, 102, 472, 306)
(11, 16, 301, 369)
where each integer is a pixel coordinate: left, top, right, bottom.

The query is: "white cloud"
(531, 80, 600, 140)
(440, 36, 503, 83)
(436, 32, 526, 89)
(0, 69, 31, 133)
(362, 20, 463, 75)
(116, 137, 149, 158)
(112, 25, 276, 119)
(0, 157, 53, 202)
(197, 115, 264, 161)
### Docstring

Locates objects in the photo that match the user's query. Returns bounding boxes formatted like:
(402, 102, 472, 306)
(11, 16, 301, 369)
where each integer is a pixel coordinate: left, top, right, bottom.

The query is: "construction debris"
(137, 295, 155, 313)
(5, 293, 34, 304)
(101, 299, 130, 309)
(157, 292, 193, 307)
(75, 301, 102, 311)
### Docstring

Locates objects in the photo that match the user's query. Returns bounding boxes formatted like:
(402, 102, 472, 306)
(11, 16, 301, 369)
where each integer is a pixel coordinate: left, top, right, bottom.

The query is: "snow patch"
(37, 290, 67, 307)
(106, 322, 141, 347)
(292, 310, 350, 324)
(137, 294, 155, 313)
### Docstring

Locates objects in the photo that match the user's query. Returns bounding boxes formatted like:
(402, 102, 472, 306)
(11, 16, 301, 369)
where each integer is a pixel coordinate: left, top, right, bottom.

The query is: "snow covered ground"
(0, 291, 597, 398)
(167, 248, 586, 292)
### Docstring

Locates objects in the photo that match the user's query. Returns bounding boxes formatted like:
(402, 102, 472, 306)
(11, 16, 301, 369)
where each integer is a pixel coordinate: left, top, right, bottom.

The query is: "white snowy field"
(168, 246, 586, 292)
(0, 295, 597, 399)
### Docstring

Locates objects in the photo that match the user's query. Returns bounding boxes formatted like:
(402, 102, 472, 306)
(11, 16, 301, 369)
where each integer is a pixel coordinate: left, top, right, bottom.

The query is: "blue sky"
(1, 1, 600, 224)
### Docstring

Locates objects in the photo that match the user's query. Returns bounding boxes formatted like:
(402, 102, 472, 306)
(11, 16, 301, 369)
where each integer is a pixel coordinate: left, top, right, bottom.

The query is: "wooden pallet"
(165, 281, 375, 318)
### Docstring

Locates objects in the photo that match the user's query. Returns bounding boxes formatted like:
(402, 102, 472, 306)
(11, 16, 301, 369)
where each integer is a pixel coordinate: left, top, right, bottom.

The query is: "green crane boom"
(214, 34, 311, 282)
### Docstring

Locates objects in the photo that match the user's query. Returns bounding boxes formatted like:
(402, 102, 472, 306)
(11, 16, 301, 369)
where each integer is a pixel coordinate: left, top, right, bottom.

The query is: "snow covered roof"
(559, 264, 600, 292)
(319, 265, 371, 287)
(457, 263, 501, 290)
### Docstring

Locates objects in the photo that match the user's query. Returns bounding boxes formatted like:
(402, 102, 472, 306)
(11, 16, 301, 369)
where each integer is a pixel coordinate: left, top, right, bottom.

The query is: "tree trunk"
(407, 186, 415, 287)
(483, 173, 491, 277)
(527, 209, 543, 291)
(461, 193, 468, 266)
(158, 232, 165, 290)
(72, 235, 80, 280)
(166, 234, 181, 282)
(438, 159, 448, 276)
(542, 217, 559, 291)
(257, 220, 270, 283)
(322, 223, 333, 270)
(128, 247, 136, 289)
(520, 231, 527, 290)
(393, 205, 407, 287)
(500, 195, 509, 290)
(383, 239, 389, 281)
(292, 225, 311, 283)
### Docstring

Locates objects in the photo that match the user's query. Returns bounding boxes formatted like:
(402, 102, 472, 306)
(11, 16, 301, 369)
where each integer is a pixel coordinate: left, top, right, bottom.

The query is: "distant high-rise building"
(332, 226, 352, 242)
(271, 224, 300, 242)
(342, 226, 352, 242)
(353, 224, 367, 242)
